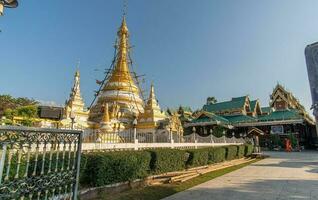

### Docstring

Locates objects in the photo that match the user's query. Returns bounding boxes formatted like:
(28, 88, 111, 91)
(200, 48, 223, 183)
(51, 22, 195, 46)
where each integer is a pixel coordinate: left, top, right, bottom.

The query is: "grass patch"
(95, 159, 260, 200)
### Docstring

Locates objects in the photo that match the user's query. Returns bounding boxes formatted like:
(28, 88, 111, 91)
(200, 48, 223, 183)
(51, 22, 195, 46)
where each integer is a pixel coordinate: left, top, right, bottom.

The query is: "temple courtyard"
(164, 151, 318, 200)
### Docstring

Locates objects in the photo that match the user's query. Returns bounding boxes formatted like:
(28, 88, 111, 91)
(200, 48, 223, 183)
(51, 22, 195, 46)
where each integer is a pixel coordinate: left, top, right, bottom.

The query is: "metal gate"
(0, 126, 82, 200)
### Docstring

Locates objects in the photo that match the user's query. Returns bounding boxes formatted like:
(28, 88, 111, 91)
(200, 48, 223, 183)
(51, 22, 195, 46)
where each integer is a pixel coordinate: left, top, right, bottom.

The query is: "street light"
(0, 0, 18, 16)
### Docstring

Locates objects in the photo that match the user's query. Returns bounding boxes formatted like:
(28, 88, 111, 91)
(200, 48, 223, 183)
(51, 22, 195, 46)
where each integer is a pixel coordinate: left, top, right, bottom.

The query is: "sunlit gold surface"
(89, 17, 144, 125)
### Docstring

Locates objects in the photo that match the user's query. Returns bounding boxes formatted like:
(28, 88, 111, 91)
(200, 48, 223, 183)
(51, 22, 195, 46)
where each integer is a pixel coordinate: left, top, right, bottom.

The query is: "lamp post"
(70, 111, 75, 130)
(0, 0, 18, 16)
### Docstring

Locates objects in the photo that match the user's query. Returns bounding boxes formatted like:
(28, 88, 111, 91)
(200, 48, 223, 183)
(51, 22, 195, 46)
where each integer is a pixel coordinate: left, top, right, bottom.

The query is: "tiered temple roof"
(137, 83, 167, 130)
(189, 84, 314, 128)
(62, 69, 89, 128)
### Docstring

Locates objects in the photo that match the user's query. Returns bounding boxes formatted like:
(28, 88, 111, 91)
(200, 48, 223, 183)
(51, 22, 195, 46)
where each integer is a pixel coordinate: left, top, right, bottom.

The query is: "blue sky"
(1, 0, 317, 113)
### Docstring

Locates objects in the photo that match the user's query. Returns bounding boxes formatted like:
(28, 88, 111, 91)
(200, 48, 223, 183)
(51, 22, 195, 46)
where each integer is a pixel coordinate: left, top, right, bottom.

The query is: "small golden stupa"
(137, 83, 167, 132)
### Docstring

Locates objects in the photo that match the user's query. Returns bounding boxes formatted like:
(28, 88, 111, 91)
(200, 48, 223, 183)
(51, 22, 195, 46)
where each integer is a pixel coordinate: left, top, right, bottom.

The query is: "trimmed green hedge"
(186, 149, 209, 167)
(81, 151, 151, 187)
(148, 149, 186, 174)
(226, 145, 238, 160)
(208, 146, 226, 164)
(237, 145, 245, 158)
(245, 144, 254, 156)
(80, 145, 253, 187)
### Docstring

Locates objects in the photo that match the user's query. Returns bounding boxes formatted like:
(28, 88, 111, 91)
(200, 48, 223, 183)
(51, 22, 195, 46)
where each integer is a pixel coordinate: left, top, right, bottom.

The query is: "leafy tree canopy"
(207, 97, 217, 105)
(0, 94, 38, 116)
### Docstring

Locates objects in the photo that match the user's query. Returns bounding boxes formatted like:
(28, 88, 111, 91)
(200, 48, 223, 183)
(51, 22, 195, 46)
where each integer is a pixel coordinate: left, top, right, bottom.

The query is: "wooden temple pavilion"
(185, 84, 317, 149)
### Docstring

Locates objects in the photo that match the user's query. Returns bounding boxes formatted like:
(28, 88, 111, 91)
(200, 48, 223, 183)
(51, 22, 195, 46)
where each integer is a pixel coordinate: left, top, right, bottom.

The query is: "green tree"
(288, 133, 298, 148)
(207, 97, 217, 105)
(269, 134, 283, 149)
(0, 94, 38, 116)
(212, 126, 226, 137)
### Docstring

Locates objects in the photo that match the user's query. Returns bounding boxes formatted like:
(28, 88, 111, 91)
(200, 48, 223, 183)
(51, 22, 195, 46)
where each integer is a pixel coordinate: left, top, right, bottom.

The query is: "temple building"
(61, 69, 89, 129)
(88, 16, 144, 130)
(137, 83, 168, 133)
(86, 15, 183, 140)
(186, 84, 317, 149)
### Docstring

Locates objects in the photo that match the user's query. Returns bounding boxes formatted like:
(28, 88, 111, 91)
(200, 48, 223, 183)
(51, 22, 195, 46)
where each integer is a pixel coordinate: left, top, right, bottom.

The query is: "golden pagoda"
(61, 69, 89, 129)
(88, 16, 144, 127)
(137, 83, 167, 132)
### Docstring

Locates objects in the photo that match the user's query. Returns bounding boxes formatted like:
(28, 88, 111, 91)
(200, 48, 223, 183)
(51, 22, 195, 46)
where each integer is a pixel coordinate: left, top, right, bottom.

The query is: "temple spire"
(147, 82, 158, 108)
(88, 14, 144, 124)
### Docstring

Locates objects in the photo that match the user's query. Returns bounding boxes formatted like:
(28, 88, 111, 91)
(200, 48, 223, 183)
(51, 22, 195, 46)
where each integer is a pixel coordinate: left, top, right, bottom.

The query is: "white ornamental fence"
(82, 130, 252, 151)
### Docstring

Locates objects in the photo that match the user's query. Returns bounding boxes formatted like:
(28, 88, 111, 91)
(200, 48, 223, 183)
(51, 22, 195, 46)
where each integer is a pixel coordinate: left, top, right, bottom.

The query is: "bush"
(208, 147, 226, 164)
(244, 144, 254, 156)
(269, 134, 283, 149)
(81, 151, 151, 187)
(148, 149, 186, 174)
(287, 134, 298, 148)
(237, 145, 245, 158)
(226, 145, 238, 160)
(186, 148, 209, 167)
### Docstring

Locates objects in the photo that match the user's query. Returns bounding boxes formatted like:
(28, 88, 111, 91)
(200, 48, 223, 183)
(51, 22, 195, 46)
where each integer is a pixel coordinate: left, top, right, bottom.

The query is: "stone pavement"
(163, 151, 318, 200)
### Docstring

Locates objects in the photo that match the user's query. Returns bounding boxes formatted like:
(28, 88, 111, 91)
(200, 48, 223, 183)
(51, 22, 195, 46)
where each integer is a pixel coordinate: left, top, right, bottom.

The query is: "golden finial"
(118, 0, 129, 35)
(122, 0, 128, 17)
(75, 59, 80, 77)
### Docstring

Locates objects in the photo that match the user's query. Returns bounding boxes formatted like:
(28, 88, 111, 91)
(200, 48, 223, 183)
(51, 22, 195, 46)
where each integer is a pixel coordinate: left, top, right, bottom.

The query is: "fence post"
(195, 139, 198, 149)
(73, 131, 83, 200)
(0, 143, 7, 185)
(134, 139, 138, 150)
(171, 138, 174, 149)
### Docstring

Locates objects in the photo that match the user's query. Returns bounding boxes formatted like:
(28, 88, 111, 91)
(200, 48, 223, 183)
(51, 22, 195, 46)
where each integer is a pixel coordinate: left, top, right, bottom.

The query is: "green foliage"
(206, 96, 217, 105)
(287, 134, 298, 148)
(237, 145, 245, 158)
(3, 105, 38, 126)
(148, 149, 186, 174)
(226, 146, 238, 160)
(244, 144, 254, 156)
(79, 145, 250, 187)
(269, 134, 283, 149)
(0, 94, 37, 116)
(213, 126, 226, 138)
(207, 147, 226, 164)
(186, 149, 209, 167)
(81, 151, 151, 187)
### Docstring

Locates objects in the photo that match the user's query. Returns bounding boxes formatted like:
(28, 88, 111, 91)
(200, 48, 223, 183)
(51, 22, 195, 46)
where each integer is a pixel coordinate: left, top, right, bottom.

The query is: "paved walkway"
(164, 151, 318, 200)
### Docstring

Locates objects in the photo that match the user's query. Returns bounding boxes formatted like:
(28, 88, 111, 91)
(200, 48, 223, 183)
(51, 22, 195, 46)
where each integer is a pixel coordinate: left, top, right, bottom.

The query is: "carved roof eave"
(234, 119, 304, 127)
(184, 121, 234, 129)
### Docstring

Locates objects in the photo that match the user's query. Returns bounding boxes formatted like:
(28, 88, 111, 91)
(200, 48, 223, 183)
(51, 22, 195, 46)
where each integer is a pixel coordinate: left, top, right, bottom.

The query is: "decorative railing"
(0, 126, 82, 200)
(83, 129, 250, 145)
